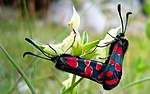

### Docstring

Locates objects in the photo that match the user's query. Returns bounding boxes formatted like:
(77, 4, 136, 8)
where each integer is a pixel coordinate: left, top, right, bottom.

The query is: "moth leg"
(107, 32, 119, 40)
(80, 41, 110, 57)
(64, 34, 76, 53)
(99, 55, 110, 59)
(96, 39, 116, 48)
(91, 76, 103, 84)
(80, 46, 98, 57)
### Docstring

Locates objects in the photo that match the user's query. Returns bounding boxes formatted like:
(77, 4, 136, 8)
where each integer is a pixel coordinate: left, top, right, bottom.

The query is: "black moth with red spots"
(23, 38, 107, 86)
(23, 4, 131, 90)
(99, 4, 132, 90)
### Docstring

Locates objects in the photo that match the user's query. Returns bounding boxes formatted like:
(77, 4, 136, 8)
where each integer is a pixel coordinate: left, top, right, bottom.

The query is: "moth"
(23, 4, 132, 90)
(96, 4, 132, 90)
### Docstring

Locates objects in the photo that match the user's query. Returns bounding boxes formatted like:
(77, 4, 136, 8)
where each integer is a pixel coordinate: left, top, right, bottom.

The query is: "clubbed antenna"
(25, 38, 51, 58)
(23, 52, 51, 60)
(117, 4, 124, 34)
(124, 12, 132, 33)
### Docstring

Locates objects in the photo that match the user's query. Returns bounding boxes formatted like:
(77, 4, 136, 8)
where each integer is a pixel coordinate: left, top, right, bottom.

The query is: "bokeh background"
(0, 0, 150, 94)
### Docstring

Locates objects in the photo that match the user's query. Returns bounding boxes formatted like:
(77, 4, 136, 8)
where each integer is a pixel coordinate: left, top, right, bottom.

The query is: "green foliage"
(144, 0, 150, 16)
(136, 57, 148, 72)
(1, 3, 150, 94)
(0, 44, 36, 94)
(82, 31, 89, 45)
(146, 19, 150, 40)
(83, 40, 99, 52)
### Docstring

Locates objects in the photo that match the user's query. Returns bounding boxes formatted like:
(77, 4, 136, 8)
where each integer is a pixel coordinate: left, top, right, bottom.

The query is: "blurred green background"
(0, 0, 150, 94)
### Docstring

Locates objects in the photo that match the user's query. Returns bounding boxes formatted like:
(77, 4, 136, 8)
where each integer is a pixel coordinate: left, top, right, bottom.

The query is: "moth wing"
(102, 44, 124, 90)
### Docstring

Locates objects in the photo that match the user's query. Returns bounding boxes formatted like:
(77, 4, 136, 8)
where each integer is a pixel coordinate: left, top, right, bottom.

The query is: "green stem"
(62, 78, 84, 94)
(112, 77, 150, 94)
(23, 0, 32, 38)
(70, 75, 76, 94)
(8, 58, 40, 94)
(0, 44, 36, 94)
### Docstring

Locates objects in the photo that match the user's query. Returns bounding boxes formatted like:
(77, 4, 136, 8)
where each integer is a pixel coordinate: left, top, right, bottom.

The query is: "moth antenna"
(25, 38, 51, 58)
(47, 44, 59, 56)
(117, 4, 124, 34)
(124, 12, 132, 33)
(23, 52, 51, 60)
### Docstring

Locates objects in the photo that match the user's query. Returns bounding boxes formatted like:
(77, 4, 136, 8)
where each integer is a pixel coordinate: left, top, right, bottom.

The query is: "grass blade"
(112, 77, 150, 94)
(23, 0, 32, 38)
(8, 58, 40, 93)
(0, 44, 36, 94)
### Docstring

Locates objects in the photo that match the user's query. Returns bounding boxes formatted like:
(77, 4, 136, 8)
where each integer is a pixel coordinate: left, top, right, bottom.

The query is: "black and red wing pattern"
(53, 40, 128, 90)
(102, 40, 128, 90)
(53, 54, 107, 84)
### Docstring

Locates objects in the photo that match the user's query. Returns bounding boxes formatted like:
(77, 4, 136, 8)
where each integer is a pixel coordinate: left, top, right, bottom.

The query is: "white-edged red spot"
(117, 46, 123, 55)
(113, 44, 118, 53)
(66, 57, 78, 68)
(106, 71, 113, 77)
(115, 63, 122, 72)
(105, 78, 119, 85)
(98, 72, 104, 79)
(85, 66, 93, 76)
(113, 44, 123, 55)
(110, 59, 115, 65)
(96, 63, 102, 70)
(84, 60, 91, 65)
(80, 66, 93, 76)
(79, 60, 93, 76)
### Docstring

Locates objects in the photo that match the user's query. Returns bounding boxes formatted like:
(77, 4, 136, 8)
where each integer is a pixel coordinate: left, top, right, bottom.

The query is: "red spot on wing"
(106, 71, 113, 77)
(80, 66, 93, 76)
(117, 46, 123, 55)
(79, 60, 93, 76)
(110, 59, 115, 65)
(115, 63, 122, 72)
(105, 78, 119, 85)
(113, 44, 118, 53)
(85, 66, 93, 76)
(66, 57, 78, 68)
(84, 60, 90, 65)
(98, 72, 104, 79)
(96, 63, 102, 70)
(113, 44, 123, 55)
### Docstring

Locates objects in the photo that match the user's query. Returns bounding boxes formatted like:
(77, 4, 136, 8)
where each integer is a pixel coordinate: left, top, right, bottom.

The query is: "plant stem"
(23, 0, 32, 38)
(62, 78, 84, 94)
(70, 75, 77, 94)
(0, 44, 36, 94)
(112, 77, 150, 94)
(8, 58, 40, 93)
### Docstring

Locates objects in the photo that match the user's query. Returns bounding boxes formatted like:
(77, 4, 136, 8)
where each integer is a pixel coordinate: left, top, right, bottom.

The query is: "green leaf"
(38, 44, 63, 56)
(72, 42, 82, 56)
(36, 30, 81, 56)
(82, 31, 88, 45)
(81, 49, 97, 59)
(146, 19, 150, 40)
(83, 40, 100, 52)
